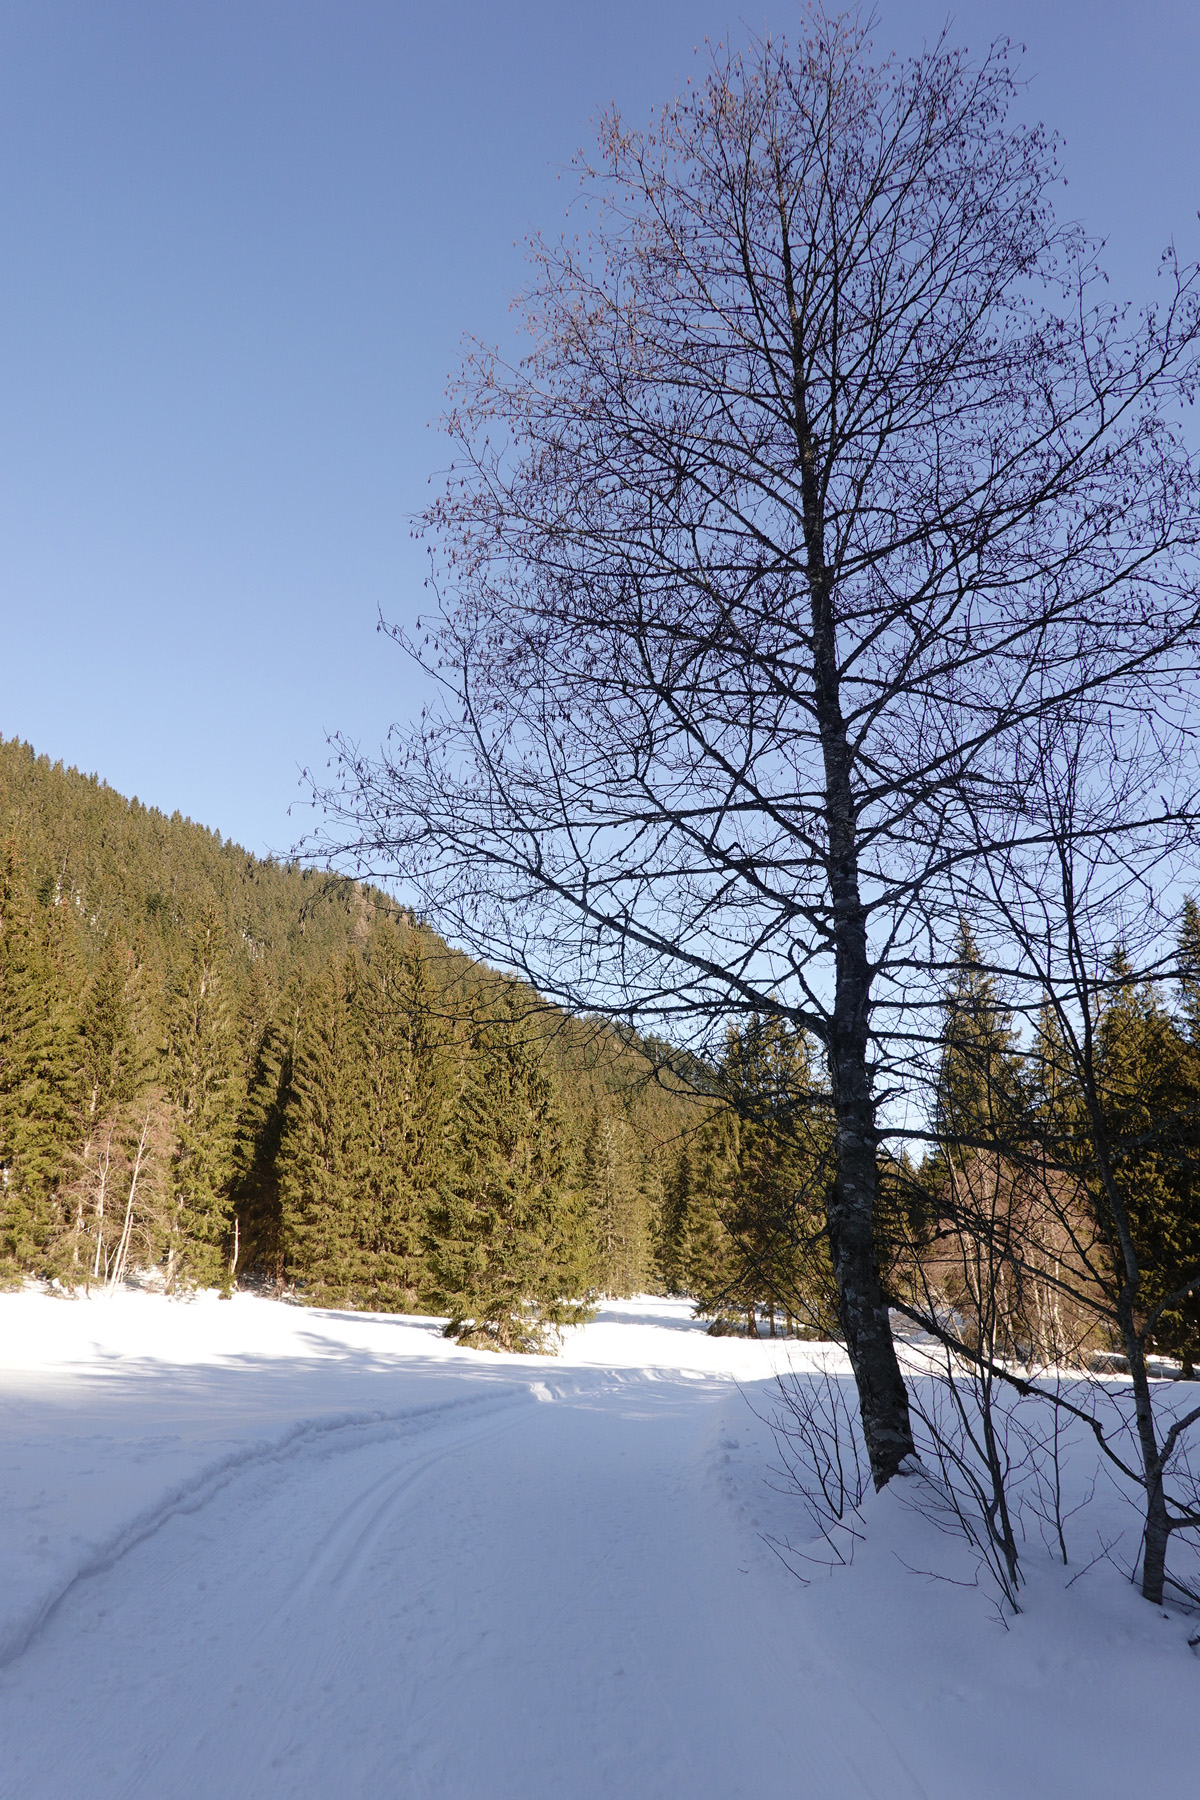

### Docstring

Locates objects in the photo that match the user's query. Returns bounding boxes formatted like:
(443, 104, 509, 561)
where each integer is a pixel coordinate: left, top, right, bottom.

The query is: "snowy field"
(0, 1289, 1195, 1799)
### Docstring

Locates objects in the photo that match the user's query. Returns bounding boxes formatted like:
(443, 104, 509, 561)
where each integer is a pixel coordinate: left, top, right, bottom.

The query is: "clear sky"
(2, 1, 1197, 859)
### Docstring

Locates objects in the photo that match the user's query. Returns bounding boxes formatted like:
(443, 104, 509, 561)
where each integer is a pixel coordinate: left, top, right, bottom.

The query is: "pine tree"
(346, 921, 449, 1309)
(277, 956, 363, 1301)
(659, 1141, 693, 1295)
(66, 932, 154, 1281)
(0, 736, 709, 1300)
(425, 997, 586, 1349)
(684, 1106, 741, 1325)
(1177, 897, 1200, 1046)
(924, 926, 1075, 1364)
(579, 1102, 648, 1296)
(163, 906, 241, 1289)
(78, 935, 142, 1119)
(935, 922, 1025, 1149)
(230, 981, 305, 1286)
(717, 1018, 836, 1335)
(0, 843, 85, 1275)
(1094, 963, 1200, 1372)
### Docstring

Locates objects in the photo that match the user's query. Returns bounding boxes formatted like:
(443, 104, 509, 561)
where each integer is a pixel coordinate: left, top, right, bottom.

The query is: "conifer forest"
(1, 734, 833, 1342)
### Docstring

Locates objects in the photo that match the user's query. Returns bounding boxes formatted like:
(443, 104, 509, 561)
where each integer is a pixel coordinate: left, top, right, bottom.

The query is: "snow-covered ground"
(0, 1288, 1195, 1798)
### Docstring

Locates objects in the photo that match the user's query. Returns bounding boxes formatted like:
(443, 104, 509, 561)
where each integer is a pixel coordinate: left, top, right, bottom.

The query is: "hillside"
(0, 736, 694, 1325)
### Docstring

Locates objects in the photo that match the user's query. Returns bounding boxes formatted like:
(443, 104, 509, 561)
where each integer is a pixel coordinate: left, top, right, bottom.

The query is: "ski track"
(0, 1360, 918, 1800)
(293, 1396, 537, 1599)
(3, 1294, 1198, 1800)
(0, 1385, 529, 1672)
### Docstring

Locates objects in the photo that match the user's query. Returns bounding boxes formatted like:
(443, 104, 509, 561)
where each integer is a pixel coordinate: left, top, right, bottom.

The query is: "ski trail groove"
(300, 1394, 535, 1595)
(0, 1383, 528, 1673)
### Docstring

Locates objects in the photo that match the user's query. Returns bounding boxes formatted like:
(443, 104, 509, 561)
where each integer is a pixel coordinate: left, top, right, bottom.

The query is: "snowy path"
(1, 1292, 1196, 1798)
(0, 1357, 914, 1797)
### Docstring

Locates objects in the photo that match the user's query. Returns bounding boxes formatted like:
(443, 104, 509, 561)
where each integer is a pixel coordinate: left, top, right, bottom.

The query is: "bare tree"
(319, 12, 1200, 1485)
(89, 1122, 114, 1285)
(108, 1108, 153, 1290)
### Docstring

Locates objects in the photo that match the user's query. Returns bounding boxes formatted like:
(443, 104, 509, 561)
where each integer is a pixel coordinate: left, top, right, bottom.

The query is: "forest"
(0, 734, 832, 1343)
(5, 733, 1200, 1375)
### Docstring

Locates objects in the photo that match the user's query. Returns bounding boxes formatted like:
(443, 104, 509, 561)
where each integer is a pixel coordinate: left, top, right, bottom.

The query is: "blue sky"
(2, 0, 1197, 858)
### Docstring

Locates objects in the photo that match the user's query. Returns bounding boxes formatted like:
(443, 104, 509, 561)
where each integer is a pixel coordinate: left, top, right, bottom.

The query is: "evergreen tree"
(684, 1107, 741, 1324)
(277, 956, 363, 1301)
(164, 906, 240, 1289)
(78, 935, 143, 1120)
(659, 1142, 693, 1295)
(0, 843, 85, 1274)
(1177, 897, 1200, 1046)
(719, 1018, 836, 1335)
(935, 922, 1025, 1149)
(426, 998, 586, 1349)
(923, 929, 1077, 1365)
(1093, 963, 1200, 1372)
(66, 932, 155, 1280)
(579, 1102, 647, 1296)
(347, 920, 449, 1308)
(0, 735, 704, 1304)
(230, 981, 305, 1286)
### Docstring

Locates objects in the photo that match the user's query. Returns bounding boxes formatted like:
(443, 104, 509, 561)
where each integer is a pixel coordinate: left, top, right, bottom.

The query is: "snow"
(0, 1288, 1195, 1798)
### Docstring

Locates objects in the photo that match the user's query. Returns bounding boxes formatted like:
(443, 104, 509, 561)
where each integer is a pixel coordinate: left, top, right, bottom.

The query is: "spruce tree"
(0, 843, 85, 1275)
(925, 924, 1065, 1363)
(0, 737, 709, 1300)
(579, 1103, 647, 1296)
(935, 922, 1025, 1150)
(230, 981, 305, 1286)
(721, 1018, 837, 1335)
(164, 906, 241, 1289)
(1177, 897, 1200, 1046)
(67, 932, 154, 1280)
(684, 1107, 740, 1325)
(1093, 965, 1200, 1373)
(276, 955, 363, 1302)
(425, 997, 585, 1349)
(659, 1142, 693, 1295)
(348, 920, 449, 1308)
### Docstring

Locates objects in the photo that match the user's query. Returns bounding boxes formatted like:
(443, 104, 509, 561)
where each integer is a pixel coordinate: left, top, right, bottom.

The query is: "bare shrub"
(756, 1362, 870, 1575)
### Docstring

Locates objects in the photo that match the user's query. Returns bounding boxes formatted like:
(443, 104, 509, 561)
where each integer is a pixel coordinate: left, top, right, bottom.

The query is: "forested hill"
(0, 735, 704, 1339)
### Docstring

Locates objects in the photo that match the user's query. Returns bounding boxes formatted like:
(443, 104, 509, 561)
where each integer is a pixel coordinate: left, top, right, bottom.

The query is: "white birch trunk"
(109, 1112, 151, 1290)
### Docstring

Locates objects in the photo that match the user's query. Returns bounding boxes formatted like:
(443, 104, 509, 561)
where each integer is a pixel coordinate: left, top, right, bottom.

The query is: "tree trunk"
(808, 574, 916, 1485)
(826, 1064, 916, 1486)
(1094, 1130, 1174, 1605)
(109, 1112, 150, 1290)
(783, 214, 916, 1489)
(91, 1128, 112, 1284)
(1125, 1328, 1171, 1604)
(1142, 1462, 1171, 1607)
